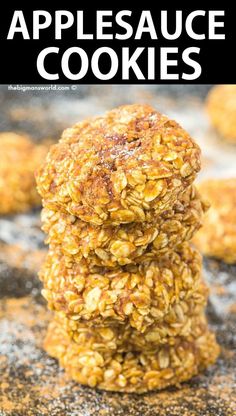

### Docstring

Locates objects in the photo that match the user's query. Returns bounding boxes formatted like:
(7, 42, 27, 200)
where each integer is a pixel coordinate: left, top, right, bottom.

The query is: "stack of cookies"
(36, 104, 219, 393)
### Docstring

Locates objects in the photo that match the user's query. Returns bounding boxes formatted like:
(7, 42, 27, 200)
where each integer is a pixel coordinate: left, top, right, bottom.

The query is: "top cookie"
(36, 104, 201, 225)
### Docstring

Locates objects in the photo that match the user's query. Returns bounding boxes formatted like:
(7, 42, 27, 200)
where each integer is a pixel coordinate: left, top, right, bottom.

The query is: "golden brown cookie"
(41, 185, 208, 268)
(36, 104, 201, 225)
(0, 132, 48, 214)
(206, 85, 236, 142)
(193, 178, 236, 263)
(40, 243, 207, 332)
(45, 318, 219, 393)
(54, 311, 208, 352)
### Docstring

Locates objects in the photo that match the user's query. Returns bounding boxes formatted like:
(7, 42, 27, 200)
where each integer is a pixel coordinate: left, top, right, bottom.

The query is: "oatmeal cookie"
(41, 185, 208, 268)
(54, 311, 209, 352)
(193, 178, 236, 263)
(0, 132, 48, 214)
(45, 318, 219, 393)
(40, 243, 207, 332)
(206, 85, 236, 142)
(36, 104, 201, 225)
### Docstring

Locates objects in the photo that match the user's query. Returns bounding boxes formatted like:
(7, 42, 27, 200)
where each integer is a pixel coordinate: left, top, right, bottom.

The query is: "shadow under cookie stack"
(36, 104, 219, 393)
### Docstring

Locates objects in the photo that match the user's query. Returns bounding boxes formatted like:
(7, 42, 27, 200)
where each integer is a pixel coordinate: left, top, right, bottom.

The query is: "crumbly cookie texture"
(40, 243, 207, 332)
(41, 185, 208, 268)
(206, 85, 236, 142)
(36, 104, 201, 225)
(45, 318, 219, 393)
(53, 311, 209, 352)
(193, 178, 236, 263)
(37, 105, 219, 393)
(0, 132, 48, 214)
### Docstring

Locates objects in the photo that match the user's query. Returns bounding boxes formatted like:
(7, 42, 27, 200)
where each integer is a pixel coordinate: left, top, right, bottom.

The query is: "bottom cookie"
(44, 320, 220, 393)
(53, 311, 209, 352)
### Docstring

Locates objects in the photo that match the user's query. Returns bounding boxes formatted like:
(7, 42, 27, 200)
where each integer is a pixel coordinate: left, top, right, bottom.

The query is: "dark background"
(0, 84, 213, 140)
